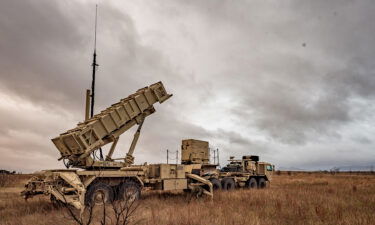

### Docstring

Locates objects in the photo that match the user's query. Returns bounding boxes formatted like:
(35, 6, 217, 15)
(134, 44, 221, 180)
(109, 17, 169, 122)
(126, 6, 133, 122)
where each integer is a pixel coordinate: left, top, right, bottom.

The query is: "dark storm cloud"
(0, 0, 89, 111)
(0, 0, 375, 171)
(170, 0, 375, 144)
(0, 0, 176, 113)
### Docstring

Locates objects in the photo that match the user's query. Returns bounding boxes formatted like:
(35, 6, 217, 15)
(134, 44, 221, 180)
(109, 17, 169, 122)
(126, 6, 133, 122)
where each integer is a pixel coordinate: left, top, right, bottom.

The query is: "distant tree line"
(0, 169, 17, 174)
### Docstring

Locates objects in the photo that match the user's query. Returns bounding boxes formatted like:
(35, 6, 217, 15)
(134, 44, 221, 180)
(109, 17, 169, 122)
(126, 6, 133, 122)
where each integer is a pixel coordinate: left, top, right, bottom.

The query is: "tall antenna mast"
(91, 5, 104, 160)
(91, 4, 98, 118)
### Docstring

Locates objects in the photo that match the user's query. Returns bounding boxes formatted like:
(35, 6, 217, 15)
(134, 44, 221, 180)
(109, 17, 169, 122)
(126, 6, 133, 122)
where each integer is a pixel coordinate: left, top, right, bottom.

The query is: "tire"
(85, 182, 114, 206)
(221, 178, 235, 191)
(119, 180, 141, 203)
(258, 178, 267, 189)
(247, 178, 257, 189)
(209, 178, 222, 191)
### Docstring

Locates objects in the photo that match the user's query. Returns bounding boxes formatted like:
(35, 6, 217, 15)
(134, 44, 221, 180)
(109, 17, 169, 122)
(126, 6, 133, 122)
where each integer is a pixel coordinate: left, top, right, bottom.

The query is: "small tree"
(59, 181, 141, 225)
(111, 187, 141, 225)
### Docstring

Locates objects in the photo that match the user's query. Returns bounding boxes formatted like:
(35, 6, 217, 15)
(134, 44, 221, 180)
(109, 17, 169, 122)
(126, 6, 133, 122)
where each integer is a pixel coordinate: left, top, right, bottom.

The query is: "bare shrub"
(110, 193, 141, 225)
(59, 183, 141, 225)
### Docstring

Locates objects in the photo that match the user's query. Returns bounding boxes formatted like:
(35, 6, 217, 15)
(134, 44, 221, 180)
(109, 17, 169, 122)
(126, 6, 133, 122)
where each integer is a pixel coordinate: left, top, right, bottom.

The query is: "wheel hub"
(93, 190, 106, 204)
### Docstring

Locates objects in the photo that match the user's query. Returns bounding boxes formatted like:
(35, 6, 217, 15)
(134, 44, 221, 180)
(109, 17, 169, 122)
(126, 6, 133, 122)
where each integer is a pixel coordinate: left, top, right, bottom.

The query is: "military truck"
(21, 82, 213, 211)
(179, 139, 274, 191)
(218, 155, 274, 190)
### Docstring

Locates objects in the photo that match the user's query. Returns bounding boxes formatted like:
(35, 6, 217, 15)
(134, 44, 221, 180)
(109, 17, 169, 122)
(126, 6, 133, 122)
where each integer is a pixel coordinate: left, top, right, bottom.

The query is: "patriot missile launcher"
(21, 82, 213, 210)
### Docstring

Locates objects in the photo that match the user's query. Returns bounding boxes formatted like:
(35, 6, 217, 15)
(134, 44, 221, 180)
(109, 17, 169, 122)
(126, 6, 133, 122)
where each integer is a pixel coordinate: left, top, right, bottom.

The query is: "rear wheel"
(247, 178, 257, 189)
(119, 180, 141, 203)
(258, 178, 267, 189)
(209, 178, 222, 191)
(85, 183, 114, 206)
(221, 178, 235, 191)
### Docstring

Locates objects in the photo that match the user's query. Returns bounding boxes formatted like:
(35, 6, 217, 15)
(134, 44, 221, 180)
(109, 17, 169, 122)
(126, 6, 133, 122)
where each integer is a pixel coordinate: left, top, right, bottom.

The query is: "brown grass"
(1, 173, 374, 225)
(0, 174, 31, 188)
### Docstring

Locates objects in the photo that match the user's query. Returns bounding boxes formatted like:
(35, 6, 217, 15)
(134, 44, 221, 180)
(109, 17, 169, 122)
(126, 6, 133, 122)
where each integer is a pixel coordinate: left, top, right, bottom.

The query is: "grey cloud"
(233, 57, 375, 144)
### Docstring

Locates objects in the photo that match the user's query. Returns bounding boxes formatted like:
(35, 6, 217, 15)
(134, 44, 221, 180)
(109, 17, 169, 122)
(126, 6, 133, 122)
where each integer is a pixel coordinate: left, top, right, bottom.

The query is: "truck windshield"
(266, 165, 273, 171)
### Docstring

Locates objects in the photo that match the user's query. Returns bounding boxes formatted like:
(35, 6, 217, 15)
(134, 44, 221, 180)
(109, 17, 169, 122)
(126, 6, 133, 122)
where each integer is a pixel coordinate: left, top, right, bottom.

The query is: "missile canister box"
(51, 82, 172, 158)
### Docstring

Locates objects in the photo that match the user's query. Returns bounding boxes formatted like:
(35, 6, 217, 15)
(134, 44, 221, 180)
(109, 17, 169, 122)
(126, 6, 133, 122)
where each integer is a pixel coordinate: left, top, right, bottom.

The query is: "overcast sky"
(0, 0, 374, 172)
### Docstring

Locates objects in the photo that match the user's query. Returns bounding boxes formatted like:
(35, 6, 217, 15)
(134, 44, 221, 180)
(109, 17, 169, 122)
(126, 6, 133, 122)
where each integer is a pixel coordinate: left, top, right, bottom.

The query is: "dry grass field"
(1, 172, 374, 225)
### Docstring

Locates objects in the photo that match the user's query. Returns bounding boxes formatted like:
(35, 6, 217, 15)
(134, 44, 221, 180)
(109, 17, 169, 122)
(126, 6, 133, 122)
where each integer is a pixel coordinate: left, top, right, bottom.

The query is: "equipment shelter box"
(181, 139, 209, 164)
